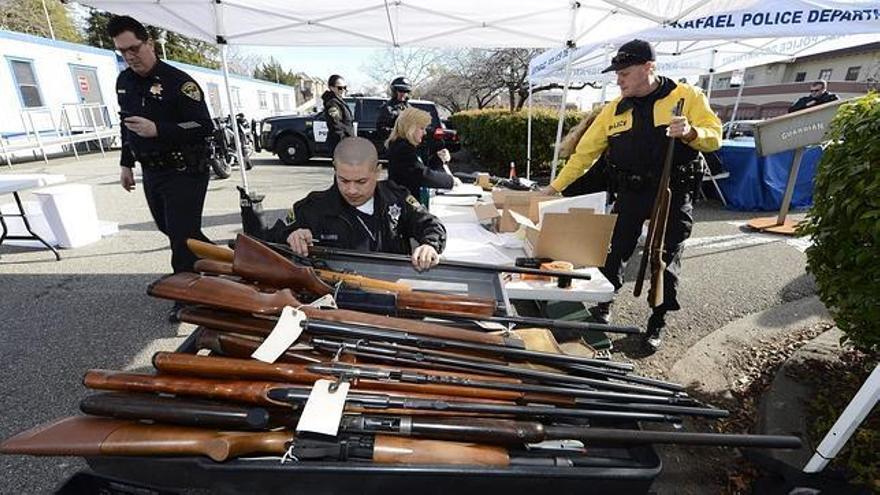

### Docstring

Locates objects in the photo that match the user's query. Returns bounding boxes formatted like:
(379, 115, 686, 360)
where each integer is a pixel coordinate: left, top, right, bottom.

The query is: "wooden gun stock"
(193, 258, 235, 276)
(234, 234, 334, 297)
(187, 239, 234, 263)
(83, 369, 284, 407)
(193, 327, 323, 364)
(0, 416, 291, 462)
(315, 269, 412, 293)
(1, 416, 508, 465)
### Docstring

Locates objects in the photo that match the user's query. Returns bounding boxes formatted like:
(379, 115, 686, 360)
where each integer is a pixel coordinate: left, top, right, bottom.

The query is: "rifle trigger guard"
(280, 443, 300, 464)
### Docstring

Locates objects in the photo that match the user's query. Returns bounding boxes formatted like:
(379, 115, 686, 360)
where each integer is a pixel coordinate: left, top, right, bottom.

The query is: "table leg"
(0, 192, 62, 261)
(776, 147, 804, 224)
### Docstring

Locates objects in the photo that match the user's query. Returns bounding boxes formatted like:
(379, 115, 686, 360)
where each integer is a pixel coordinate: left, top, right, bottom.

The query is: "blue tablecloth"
(717, 139, 821, 212)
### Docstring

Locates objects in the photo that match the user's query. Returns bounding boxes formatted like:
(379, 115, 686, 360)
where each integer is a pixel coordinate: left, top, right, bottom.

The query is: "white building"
(1, 29, 301, 162)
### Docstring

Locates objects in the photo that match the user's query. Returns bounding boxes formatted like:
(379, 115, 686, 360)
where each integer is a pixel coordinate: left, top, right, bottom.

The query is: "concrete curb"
(668, 296, 831, 395)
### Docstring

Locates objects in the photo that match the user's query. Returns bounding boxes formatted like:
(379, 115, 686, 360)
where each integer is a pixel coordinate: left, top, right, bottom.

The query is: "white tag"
(309, 294, 337, 309)
(295, 379, 349, 436)
(251, 306, 306, 363)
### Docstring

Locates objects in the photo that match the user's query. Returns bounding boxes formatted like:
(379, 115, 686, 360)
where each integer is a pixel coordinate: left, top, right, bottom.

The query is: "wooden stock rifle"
(151, 352, 570, 406)
(148, 272, 517, 348)
(73, 395, 801, 451)
(633, 98, 685, 307)
(82, 370, 679, 423)
(192, 235, 640, 335)
(170, 302, 634, 374)
(0, 416, 512, 466)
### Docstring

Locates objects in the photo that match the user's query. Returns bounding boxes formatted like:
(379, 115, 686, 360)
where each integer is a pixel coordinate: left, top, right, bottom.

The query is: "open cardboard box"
(487, 193, 617, 267)
(491, 191, 558, 232)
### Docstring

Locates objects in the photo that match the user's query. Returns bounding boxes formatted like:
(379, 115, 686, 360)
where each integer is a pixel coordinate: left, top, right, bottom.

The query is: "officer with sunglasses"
(788, 80, 838, 113)
(321, 75, 355, 153)
(109, 15, 214, 321)
(544, 39, 722, 352)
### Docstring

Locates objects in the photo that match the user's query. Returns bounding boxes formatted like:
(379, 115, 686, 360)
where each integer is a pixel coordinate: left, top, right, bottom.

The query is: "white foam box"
(33, 184, 101, 248)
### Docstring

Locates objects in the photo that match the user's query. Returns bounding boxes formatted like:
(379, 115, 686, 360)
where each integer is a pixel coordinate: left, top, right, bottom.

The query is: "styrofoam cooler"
(33, 184, 101, 248)
(0, 200, 57, 246)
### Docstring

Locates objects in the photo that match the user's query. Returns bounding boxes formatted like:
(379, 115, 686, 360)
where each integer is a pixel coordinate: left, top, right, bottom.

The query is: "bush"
(799, 93, 880, 353)
(449, 107, 585, 177)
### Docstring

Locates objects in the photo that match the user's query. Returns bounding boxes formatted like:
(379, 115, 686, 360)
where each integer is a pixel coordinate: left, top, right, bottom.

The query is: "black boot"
(167, 301, 185, 323)
(588, 301, 612, 325)
(643, 311, 666, 352)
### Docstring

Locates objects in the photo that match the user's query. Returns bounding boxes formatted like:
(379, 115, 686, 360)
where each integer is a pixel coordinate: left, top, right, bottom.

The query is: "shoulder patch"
(286, 208, 296, 224)
(327, 106, 341, 119)
(405, 195, 421, 208)
(181, 81, 202, 102)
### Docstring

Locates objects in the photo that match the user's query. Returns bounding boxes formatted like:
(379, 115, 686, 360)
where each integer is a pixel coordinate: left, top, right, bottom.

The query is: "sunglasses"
(117, 41, 145, 56)
(336, 86, 348, 91)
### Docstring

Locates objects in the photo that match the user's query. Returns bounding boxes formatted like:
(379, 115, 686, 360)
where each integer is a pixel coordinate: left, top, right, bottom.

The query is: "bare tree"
(362, 48, 445, 96)
(226, 46, 264, 77)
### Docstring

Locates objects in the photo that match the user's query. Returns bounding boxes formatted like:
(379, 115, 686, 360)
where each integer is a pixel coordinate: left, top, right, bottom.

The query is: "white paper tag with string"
(251, 306, 306, 363)
(309, 294, 337, 309)
(295, 379, 349, 436)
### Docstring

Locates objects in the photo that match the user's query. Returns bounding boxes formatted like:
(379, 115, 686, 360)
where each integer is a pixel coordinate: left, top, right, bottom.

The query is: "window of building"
(794, 72, 806, 82)
(272, 92, 281, 112)
(231, 87, 242, 109)
(845, 66, 861, 81)
(717, 76, 730, 88)
(258, 90, 267, 109)
(282, 94, 291, 111)
(818, 68, 833, 81)
(9, 58, 44, 108)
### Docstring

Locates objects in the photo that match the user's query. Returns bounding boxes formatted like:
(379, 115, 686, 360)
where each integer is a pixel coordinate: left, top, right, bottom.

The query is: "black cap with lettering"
(602, 39, 656, 73)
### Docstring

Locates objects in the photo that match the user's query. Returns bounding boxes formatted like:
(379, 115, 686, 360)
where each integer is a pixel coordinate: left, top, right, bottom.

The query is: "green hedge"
(799, 93, 880, 353)
(449, 108, 585, 177)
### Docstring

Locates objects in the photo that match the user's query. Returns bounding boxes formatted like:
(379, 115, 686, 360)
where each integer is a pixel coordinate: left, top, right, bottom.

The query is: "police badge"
(387, 203, 402, 231)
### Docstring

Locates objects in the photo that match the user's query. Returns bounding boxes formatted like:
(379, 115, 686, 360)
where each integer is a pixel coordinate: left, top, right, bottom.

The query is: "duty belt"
(136, 151, 188, 170)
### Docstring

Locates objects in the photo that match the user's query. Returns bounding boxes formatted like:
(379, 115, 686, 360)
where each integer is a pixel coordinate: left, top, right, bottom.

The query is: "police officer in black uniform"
(265, 137, 446, 271)
(321, 75, 354, 153)
(376, 76, 412, 143)
(109, 16, 213, 318)
(546, 40, 722, 351)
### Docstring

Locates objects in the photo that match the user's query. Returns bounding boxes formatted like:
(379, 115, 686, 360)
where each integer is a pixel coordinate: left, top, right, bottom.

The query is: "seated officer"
(267, 137, 446, 271)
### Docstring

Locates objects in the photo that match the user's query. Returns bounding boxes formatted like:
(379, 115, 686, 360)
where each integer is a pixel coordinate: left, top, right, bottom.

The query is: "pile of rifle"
(1, 234, 802, 470)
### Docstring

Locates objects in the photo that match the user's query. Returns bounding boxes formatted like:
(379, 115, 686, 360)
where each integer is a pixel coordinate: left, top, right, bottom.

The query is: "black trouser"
(142, 167, 211, 273)
(599, 187, 694, 313)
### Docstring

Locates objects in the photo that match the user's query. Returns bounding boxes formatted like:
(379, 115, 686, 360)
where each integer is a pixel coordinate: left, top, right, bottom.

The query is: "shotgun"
(0, 416, 512, 466)
(195, 236, 640, 335)
(193, 327, 324, 364)
(172, 303, 635, 374)
(634, 98, 685, 307)
(150, 273, 518, 348)
(310, 338, 676, 397)
(71, 395, 800, 451)
(152, 352, 570, 406)
(267, 242, 593, 281)
(82, 370, 677, 423)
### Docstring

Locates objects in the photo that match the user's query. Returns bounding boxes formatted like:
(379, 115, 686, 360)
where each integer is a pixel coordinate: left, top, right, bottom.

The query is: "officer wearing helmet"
(376, 76, 412, 143)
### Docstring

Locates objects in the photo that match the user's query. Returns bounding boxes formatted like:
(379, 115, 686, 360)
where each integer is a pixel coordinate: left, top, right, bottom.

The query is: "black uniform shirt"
(115, 60, 213, 167)
(376, 97, 409, 141)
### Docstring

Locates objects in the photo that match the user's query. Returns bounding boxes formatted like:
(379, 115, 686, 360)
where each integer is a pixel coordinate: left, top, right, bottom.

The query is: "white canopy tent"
(78, 0, 724, 190)
(525, 0, 880, 179)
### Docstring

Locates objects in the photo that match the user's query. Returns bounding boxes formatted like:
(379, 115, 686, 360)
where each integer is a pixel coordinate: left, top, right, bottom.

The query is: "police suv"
(257, 96, 459, 165)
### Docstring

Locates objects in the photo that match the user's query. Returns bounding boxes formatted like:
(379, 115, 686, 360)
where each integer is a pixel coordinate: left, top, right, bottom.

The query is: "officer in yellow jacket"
(546, 39, 721, 352)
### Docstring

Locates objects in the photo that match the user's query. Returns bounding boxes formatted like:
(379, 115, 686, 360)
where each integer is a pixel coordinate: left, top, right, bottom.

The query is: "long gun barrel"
(341, 415, 803, 450)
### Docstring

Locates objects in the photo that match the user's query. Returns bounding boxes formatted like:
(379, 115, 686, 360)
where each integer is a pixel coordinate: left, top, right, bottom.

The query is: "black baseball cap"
(602, 39, 656, 73)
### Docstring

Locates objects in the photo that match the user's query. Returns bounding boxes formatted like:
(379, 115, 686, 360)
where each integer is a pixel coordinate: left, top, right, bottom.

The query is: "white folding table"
(0, 174, 67, 260)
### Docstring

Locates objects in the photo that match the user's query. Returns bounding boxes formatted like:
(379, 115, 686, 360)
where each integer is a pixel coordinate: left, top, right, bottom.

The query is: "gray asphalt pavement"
(0, 150, 816, 493)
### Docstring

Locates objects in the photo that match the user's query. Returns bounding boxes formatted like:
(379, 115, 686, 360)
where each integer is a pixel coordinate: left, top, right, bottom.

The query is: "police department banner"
(530, 0, 880, 83)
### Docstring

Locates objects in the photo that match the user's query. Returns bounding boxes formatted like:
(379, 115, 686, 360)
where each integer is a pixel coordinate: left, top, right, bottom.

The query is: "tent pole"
(550, 2, 579, 182)
(526, 79, 533, 180)
(599, 45, 611, 103)
(220, 43, 249, 193)
(706, 49, 716, 102)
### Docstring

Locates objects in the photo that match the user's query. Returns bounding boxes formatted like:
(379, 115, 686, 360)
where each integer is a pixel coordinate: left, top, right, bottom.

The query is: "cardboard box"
(495, 193, 558, 232)
(506, 192, 617, 267)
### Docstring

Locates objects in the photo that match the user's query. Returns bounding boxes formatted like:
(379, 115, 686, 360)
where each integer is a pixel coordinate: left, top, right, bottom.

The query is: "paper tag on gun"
(295, 379, 349, 436)
(251, 306, 305, 363)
